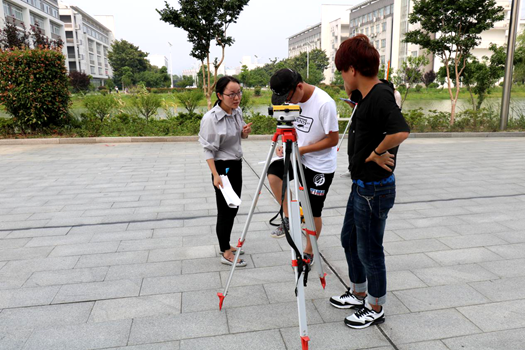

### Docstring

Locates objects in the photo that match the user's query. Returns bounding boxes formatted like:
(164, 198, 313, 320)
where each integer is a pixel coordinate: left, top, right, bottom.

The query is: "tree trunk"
(450, 99, 456, 125)
(467, 85, 476, 111)
(206, 55, 212, 110)
(444, 58, 455, 125)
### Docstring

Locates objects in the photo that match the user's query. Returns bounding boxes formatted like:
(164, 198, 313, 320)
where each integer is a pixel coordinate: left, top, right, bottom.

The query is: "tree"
(404, 0, 504, 124)
(158, 0, 250, 109)
(423, 70, 436, 88)
(134, 66, 171, 88)
(176, 75, 194, 88)
(107, 40, 150, 88)
(69, 71, 91, 93)
(288, 49, 329, 85)
(393, 55, 429, 108)
(238, 65, 251, 87)
(513, 30, 525, 84)
(0, 18, 30, 50)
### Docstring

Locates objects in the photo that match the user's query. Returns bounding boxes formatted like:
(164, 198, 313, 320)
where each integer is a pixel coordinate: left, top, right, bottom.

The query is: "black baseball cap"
(270, 68, 301, 105)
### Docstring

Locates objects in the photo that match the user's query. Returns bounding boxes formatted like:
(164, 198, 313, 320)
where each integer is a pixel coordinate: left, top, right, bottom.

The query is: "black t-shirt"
(347, 82, 410, 181)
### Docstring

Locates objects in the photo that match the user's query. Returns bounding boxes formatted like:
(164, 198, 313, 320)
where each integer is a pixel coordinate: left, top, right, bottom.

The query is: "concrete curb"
(1, 132, 525, 145)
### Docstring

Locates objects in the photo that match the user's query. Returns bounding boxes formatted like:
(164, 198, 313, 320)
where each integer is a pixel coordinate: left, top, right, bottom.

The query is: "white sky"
(67, 0, 360, 75)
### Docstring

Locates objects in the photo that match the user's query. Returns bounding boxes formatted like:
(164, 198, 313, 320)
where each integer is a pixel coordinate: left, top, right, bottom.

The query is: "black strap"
(279, 140, 309, 295)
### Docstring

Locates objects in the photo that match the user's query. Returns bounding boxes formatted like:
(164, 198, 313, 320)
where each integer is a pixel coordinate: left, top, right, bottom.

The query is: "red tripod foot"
(217, 293, 225, 310)
(320, 273, 327, 289)
(301, 336, 310, 350)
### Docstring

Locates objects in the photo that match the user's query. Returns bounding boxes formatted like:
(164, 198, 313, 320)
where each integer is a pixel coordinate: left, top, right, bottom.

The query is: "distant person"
(267, 68, 339, 266)
(329, 34, 410, 329)
(199, 76, 252, 267)
(115, 86, 119, 94)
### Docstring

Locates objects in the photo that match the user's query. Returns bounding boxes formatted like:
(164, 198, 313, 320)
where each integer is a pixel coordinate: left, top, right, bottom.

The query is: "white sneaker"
(270, 217, 289, 239)
(344, 302, 385, 329)
(329, 289, 365, 309)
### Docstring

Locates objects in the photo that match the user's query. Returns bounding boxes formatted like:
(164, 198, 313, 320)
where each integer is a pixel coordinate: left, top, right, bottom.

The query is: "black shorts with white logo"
(267, 159, 334, 217)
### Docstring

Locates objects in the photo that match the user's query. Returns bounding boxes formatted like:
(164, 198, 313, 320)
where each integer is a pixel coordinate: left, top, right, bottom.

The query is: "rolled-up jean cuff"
(351, 281, 367, 294)
(367, 293, 387, 306)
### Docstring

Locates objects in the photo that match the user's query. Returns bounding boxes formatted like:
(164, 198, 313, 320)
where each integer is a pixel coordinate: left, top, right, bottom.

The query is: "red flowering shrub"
(0, 48, 70, 132)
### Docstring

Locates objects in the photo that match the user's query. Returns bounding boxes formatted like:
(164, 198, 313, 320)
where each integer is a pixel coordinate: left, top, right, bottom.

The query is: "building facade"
(328, 18, 349, 81)
(349, 0, 394, 72)
(288, 23, 322, 58)
(59, 3, 114, 86)
(1, 0, 66, 55)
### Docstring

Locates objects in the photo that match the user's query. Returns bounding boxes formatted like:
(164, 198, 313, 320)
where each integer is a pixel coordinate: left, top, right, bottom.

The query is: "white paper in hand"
(219, 175, 241, 208)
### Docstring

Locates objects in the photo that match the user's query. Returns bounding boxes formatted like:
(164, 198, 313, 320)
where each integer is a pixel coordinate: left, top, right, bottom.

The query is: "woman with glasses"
(198, 76, 252, 267)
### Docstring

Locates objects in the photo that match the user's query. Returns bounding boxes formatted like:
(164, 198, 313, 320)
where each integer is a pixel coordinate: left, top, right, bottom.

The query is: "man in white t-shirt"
(267, 68, 339, 265)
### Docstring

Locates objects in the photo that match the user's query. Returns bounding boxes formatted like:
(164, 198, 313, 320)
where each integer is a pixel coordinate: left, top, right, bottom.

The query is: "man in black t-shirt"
(329, 35, 410, 329)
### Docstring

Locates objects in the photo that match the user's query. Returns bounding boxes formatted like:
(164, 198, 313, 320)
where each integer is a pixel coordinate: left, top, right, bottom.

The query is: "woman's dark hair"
(214, 76, 241, 107)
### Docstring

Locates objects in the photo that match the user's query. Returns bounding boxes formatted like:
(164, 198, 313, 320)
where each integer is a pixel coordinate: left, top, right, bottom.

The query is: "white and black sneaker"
(344, 302, 385, 329)
(329, 289, 366, 309)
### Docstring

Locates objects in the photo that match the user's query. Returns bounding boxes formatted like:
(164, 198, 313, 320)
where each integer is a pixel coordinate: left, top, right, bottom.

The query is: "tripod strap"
(280, 140, 309, 295)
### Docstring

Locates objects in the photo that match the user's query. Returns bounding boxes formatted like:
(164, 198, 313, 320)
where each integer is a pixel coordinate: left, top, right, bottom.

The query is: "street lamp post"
(168, 42, 174, 89)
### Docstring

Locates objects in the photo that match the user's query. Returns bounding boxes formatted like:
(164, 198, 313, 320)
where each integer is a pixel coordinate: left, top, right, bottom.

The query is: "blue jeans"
(340, 177, 396, 306)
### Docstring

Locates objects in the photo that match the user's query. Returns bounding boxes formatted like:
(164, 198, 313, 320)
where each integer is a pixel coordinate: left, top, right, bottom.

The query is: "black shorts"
(267, 159, 334, 217)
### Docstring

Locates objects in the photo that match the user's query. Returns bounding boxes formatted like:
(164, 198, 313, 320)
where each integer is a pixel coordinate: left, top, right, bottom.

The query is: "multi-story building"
(288, 23, 322, 59)
(1, 0, 66, 55)
(59, 3, 114, 86)
(288, 5, 351, 83)
(349, 0, 394, 71)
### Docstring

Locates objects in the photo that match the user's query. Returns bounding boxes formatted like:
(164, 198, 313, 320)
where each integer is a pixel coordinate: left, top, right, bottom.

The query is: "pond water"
(2, 97, 525, 119)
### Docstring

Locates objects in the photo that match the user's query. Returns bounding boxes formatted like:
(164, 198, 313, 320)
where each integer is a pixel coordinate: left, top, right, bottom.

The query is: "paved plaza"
(1, 136, 525, 350)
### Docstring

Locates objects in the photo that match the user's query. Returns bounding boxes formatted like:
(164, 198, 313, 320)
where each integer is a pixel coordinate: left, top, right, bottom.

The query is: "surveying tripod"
(217, 105, 326, 350)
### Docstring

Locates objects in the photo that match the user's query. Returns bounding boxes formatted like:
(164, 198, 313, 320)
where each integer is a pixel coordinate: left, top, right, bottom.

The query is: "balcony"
(66, 38, 75, 44)
(51, 33, 61, 40)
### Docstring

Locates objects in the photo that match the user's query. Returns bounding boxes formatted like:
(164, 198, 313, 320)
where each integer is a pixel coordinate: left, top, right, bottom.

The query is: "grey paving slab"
(457, 299, 525, 332)
(141, 272, 221, 296)
(128, 311, 228, 345)
(104, 342, 179, 350)
(182, 285, 268, 313)
(68, 223, 129, 235)
(0, 329, 33, 350)
(392, 226, 458, 241)
(91, 229, 153, 242)
(148, 245, 217, 262)
(381, 309, 481, 344)
(22, 319, 131, 350)
(75, 251, 149, 268)
(387, 270, 428, 291)
(486, 242, 525, 259)
(280, 322, 389, 350)
(0, 286, 60, 308)
(227, 300, 323, 333)
(469, 276, 525, 302)
(105, 261, 181, 280)
(90, 293, 181, 322)
(0, 246, 54, 261)
(0, 238, 30, 249)
(6, 226, 71, 238)
(393, 284, 490, 312)
(25, 266, 108, 287)
(0, 302, 94, 332)
(384, 239, 450, 255)
(442, 329, 525, 350)
(118, 237, 183, 252)
(411, 264, 499, 286)
(397, 341, 449, 350)
(50, 241, 120, 257)
(52, 279, 141, 304)
(385, 253, 440, 272)
(179, 330, 285, 350)
(25, 233, 93, 247)
(479, 258, 525, 278)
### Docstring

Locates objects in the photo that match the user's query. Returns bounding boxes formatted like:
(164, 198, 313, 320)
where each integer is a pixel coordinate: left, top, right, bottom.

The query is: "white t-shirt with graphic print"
(294, 87, 338, 174)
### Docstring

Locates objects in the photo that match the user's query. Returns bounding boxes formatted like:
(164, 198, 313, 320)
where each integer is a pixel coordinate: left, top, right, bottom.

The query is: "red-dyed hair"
(335, 34, 380, 77)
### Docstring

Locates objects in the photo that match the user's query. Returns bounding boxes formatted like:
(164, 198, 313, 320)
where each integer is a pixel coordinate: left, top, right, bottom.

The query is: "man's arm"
(299, 131, 338, 155)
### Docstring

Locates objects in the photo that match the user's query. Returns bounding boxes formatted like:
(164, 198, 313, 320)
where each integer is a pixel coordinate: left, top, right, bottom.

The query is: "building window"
(381, 39, 386, 48)
(374, 10, 378, 18)
(30, 13, 44, 28)
(90, 66, 95, 74)
(381, 56, 385, 65)
(51, 23, 61, 35)
(368, 13, 372, 21)
(98, 67, 102, 75)
(386, 5, 391, 15)
(382, 22, 387, 32)
(379, 8, 384, 17)
(5, 3, 24, 21)
(365, 27, 369, 36)
(376, 24, 380, 33)
(376, 40, 380, 48)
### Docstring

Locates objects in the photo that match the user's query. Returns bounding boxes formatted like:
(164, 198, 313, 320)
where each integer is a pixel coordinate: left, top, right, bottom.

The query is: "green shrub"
(245, 112, 276, 134)
(428, 82, 439, 89)
(176, 90, 204, 114)
(0, 48, 70, 132)
(131, 92, 162, 122)
(403, 108, 426, 132)
(83, 94, 118, 121)
(240, 90, 253, 114)
(0, 117, 15, 137)
(254, 86, 262, 96)
(415, 85, 423, 93)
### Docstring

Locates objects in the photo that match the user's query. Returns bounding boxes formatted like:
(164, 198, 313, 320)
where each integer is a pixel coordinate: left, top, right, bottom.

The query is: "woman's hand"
(213, 174, 224, 189)
(242, 122, 253, 138)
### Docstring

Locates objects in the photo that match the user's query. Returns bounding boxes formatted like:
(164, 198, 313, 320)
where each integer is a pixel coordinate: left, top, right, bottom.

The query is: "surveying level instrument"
(217, 104, 326, 350)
